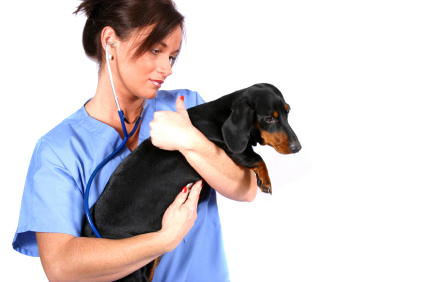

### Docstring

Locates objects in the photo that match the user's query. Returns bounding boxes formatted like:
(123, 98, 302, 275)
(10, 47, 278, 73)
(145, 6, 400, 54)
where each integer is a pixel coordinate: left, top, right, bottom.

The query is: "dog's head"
(222, 83, 301, 154)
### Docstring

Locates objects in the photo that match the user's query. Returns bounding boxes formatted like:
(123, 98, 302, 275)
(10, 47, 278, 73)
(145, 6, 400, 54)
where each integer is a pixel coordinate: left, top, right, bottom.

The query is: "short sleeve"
(13, 138, 85, 257)
(154, 89, 205, 111)
(192, 91, 206, 106)
(12, 89, 207, 258)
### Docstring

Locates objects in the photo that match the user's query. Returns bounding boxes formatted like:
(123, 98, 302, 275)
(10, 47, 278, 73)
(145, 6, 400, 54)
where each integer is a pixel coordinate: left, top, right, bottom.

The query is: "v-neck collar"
(77, 99, 153, 156)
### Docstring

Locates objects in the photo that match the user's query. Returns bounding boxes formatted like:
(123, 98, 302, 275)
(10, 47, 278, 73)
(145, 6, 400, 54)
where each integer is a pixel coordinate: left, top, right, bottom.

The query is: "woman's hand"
(36, 180, 203, 282)
(150, 96, 202, 152)
(150, 96, 257, 202)
(159, 179, 203, 252)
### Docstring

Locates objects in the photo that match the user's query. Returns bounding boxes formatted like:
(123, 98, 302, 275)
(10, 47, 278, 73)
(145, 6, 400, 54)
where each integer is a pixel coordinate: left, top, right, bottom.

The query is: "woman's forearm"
(179, 128, 258, 202)
(149, 97, 258, 202)
(36, 181, 202, 282)
(37, 231, 169, 282)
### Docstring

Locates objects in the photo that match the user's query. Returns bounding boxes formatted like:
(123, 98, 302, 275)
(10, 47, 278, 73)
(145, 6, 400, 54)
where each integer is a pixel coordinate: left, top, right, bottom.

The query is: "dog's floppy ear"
(222, 101, 252, 154)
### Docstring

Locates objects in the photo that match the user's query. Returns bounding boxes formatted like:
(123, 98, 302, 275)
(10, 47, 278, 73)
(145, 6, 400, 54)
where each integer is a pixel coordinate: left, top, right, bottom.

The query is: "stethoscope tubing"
(84, 42, 145, 238)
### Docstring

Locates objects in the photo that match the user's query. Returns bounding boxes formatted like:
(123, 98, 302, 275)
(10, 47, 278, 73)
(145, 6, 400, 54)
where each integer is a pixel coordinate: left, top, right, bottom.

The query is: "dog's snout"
(289, 142, 302, 154)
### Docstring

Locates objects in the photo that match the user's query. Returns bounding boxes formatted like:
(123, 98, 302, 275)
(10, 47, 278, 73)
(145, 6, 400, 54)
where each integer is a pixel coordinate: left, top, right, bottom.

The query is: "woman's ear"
(101, 26, 116, 47)
(222, 101, 253, 154)
(101, 26, 117, 59)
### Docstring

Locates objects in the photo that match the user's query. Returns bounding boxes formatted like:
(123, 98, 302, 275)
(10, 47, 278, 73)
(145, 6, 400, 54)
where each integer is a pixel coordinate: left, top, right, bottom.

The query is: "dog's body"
(82, 83, 301, 281)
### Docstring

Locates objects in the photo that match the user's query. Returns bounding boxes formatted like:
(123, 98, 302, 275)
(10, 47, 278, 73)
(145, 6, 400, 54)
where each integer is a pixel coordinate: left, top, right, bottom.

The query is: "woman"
(12, 0, 257, 281)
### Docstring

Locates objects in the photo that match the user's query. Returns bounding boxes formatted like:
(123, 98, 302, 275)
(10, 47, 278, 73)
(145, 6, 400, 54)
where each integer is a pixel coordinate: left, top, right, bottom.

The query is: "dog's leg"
(252, 161, 272, 194)
(226, 149, 273, 194)
(149, 255, 163, 282)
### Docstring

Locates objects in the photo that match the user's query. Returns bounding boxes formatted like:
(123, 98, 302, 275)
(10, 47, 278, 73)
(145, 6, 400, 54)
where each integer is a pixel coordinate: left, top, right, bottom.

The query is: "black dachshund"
(82, 83, 301, 281)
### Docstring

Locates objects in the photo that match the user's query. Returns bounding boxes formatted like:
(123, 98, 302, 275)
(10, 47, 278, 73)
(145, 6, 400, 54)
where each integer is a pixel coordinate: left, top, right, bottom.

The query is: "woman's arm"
(150, 97, 258, 202)
(37, 180, 203, 282)
(180, 131, 258, 202)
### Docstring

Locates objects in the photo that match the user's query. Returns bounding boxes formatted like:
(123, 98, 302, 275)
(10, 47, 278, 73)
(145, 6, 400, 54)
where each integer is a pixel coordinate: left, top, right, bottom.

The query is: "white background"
(2, 1, 424, 281)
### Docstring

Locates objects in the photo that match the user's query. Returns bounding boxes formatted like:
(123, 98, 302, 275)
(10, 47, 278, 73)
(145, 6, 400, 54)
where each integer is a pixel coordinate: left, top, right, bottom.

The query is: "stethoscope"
(84, 42, 147, 238)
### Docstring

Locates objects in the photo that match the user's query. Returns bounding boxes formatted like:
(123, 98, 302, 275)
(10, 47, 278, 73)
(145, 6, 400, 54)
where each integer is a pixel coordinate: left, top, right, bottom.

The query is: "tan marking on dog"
(149, 256, 163, 282)
(261, 130, 291, 154)
(252, 161, 272, 193)
(273, 111, 278, 118)
(284, 104, 289, 111)
(254, 121, 260, 129)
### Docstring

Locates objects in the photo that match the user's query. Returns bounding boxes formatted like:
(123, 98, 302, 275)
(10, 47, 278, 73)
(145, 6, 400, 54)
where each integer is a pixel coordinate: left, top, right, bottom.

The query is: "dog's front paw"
(258, 176, 272, 194)
(260, 184, 272, 194)
(253, 162, 272, 194)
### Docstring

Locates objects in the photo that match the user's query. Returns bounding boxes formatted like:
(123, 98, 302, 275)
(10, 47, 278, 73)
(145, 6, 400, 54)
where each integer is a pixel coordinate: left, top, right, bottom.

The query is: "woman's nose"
(157, 56, 172, 77)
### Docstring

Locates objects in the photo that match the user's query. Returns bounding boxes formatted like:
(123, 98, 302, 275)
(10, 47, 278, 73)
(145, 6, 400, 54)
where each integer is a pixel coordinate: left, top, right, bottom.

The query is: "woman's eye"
(152, 49, 160, 55)
(169, 56, 177, 66)
(264, 116, 277, 123)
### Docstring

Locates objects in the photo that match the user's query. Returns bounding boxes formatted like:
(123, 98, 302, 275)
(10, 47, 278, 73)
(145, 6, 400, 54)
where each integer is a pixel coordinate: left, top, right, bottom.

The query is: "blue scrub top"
(12, 89, 230, 282)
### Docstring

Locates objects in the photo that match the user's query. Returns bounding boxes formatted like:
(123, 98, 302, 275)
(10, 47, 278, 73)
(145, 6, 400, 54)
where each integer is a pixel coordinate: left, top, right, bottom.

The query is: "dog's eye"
(264, 116, 277, 123)
(285, 104, 291, 114)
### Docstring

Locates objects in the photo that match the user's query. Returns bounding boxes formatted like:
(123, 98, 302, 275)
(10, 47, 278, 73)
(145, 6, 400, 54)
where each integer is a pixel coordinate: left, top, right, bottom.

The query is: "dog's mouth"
(260, 130, 301, 154)
(270, 143, 292, 154)
(270, 142, 301, 154)
(260, 131, 289, 154)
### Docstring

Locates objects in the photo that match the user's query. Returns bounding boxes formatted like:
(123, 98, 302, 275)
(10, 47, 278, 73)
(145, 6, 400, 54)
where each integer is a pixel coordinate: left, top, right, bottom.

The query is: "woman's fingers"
(184, 180, 203, 208)
(149, 97, 195, 151)
(171, 184, 191, 207)
(171, 180, 203, 210)
(159, 180, 203, 251)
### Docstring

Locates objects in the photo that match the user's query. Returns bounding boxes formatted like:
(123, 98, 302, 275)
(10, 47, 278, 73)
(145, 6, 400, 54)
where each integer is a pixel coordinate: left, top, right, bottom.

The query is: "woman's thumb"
(175, 96, 188, 117)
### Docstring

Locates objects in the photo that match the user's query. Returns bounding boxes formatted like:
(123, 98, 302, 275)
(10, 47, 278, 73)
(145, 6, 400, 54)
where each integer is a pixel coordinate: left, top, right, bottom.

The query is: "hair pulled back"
(73, 0, 184, 68)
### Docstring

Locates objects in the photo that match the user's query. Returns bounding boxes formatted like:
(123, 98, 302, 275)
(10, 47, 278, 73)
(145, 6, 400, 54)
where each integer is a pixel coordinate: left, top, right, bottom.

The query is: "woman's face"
(112, 26, 182, 100)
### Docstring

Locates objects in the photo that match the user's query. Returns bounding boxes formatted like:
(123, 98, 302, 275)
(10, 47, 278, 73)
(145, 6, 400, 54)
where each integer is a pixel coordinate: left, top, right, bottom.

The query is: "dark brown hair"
(73, 0, 184, 68)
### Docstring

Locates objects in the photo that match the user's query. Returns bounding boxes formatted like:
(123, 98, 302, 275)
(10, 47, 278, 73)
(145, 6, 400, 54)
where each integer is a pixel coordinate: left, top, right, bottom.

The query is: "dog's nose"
(289, 142, 302, 154)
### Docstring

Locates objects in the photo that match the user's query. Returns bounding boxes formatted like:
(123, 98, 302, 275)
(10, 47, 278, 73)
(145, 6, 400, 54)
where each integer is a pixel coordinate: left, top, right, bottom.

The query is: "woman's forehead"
(128, 25, 182, 53)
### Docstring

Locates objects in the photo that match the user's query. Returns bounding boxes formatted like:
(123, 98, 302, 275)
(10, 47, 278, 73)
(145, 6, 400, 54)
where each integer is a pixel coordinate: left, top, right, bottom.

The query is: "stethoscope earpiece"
(107, 42, 115, 60)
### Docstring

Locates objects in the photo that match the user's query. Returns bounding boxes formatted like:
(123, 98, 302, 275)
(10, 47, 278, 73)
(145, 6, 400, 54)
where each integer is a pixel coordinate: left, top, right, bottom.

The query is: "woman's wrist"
(155, 229, 179, 253)
(178, 126, 208, 154)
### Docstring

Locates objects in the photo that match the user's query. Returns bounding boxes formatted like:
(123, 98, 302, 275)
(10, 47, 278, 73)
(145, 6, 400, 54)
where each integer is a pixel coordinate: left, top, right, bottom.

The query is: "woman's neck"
(85, 72, 145, 151)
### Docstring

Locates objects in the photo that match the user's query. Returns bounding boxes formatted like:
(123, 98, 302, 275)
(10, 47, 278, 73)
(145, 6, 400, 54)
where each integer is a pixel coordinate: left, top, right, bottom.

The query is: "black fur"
(81, 83, 301, 281)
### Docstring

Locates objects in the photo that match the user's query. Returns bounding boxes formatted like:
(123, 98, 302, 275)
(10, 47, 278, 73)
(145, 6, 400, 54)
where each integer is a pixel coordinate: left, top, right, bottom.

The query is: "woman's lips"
(149, 79, 164, 88)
